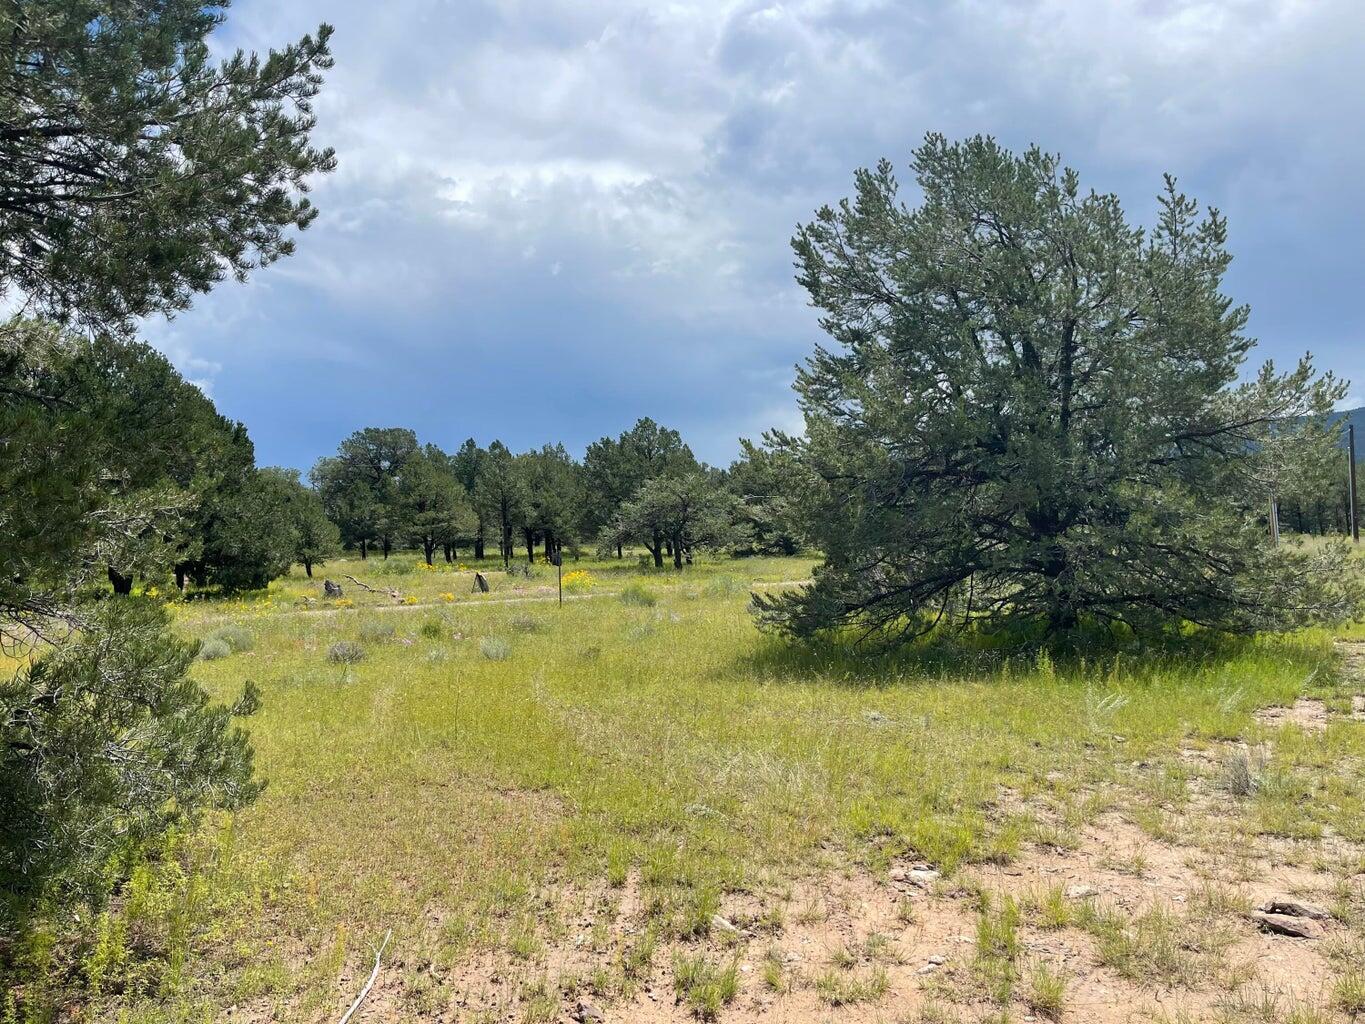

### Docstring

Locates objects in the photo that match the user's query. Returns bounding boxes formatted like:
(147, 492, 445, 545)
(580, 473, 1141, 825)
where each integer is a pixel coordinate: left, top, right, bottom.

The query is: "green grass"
(10, 550, 1365, 1022)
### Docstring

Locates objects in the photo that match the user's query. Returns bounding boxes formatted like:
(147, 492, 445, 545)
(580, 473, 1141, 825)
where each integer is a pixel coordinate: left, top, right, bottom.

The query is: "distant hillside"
(1330, 406, 1365, 448)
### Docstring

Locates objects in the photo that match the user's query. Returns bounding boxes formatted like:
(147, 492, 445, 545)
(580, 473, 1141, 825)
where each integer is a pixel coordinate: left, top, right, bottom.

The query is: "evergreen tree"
(757, 135, 1362, 643)
(475, 442, 526, 568)
(514, 444, 583, 561)
(726, 438, 803, 556)
(583, 418, 697, 557)
(612, 473, 740, 569)
(451, 439, 489, 559)
(0, 0, 332, 946)
(397, 445, 475, 566)
(0, 1, 335, 333)
(313, 428, 418, 559)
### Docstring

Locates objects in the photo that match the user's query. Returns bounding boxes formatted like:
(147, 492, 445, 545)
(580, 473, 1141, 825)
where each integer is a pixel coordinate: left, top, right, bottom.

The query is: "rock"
(928, 955, 946, 965)
(907, 867, 940, 888)
(710, 914, 739, 934)
(1261, 899, 1330, 921)
(323, 579, 343, 597)
(1065, 884, 1098, 899)
(575, 1003, 605, 1024)
(1252, 912, 1324, 939)
(863, 710, 890, 724)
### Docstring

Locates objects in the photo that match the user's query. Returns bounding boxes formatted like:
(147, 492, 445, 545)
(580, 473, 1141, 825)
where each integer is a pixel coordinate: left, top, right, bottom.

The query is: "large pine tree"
(757, 135, 1362, 643)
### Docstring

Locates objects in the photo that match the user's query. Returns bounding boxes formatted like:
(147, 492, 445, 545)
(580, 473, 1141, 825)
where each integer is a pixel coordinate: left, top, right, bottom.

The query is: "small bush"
(619, 583, 657, 607)
(480, 637, 510, 661)
(418, 617, 445, 639)
(327, 641, 365, 665)
(1220, 745, 1268, 797)
(358, 619, 397, 644)
(197, 638, 231, 661)
(208, 624, 254, 653)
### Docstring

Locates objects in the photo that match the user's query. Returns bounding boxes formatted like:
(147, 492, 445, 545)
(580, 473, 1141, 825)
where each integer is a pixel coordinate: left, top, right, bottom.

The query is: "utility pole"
(1350, 423, 1359, 544)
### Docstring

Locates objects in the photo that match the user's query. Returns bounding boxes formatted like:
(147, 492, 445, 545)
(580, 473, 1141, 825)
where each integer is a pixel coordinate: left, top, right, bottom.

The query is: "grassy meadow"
(10, 549, 1365, 1023)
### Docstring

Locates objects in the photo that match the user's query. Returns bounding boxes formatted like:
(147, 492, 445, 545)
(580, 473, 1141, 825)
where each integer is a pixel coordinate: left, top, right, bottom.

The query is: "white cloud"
(155, 0, 1364, 465)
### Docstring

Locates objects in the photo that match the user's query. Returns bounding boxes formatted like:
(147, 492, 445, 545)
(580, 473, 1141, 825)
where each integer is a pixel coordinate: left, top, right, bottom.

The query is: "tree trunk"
(108, 566, 133, 595)
(616, 543, 623, 559)
(424, 539, 435, 565)
(360, 539, 368, 560)
(475, 536, 485, 560)
(443, 543, 453, 563)
(304, 560, 313, 578)
(650, 532, 664, 568)
(382, 537, 391, 559)
(525, 528, 535, 564)
(175, 566, 186, 591)
(673, 535, 683, 569)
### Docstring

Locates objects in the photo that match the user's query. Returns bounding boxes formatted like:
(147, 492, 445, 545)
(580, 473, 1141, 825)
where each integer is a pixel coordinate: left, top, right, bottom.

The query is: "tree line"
(307, 422, 798, 573)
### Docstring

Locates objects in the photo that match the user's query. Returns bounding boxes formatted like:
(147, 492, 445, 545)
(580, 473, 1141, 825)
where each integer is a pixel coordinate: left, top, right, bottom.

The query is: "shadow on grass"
(732, 617, 1332, 690)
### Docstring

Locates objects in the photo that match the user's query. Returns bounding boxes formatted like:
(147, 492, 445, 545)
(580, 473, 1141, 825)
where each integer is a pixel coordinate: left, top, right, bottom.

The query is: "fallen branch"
(338, 928, 392, 1024)
(343, 574, 400, 599)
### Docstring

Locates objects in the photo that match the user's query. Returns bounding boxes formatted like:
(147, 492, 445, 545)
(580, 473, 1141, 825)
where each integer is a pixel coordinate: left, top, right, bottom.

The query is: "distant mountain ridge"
(1329, 406, 1365, 448)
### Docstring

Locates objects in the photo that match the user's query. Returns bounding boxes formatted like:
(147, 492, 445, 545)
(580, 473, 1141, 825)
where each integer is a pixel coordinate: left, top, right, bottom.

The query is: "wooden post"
(1350, 423, 1359, 544)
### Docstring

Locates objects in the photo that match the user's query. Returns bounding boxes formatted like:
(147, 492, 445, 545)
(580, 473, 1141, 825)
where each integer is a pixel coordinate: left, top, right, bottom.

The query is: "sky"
(143, 0, 1365, 471)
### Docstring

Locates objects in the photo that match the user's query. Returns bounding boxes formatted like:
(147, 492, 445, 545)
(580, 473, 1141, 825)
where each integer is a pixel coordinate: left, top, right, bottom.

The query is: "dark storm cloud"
(143, 0, 1365, 468)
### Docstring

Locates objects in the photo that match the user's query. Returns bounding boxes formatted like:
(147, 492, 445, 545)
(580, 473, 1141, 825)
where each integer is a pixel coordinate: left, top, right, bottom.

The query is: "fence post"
(1350, 423, 1359, 543)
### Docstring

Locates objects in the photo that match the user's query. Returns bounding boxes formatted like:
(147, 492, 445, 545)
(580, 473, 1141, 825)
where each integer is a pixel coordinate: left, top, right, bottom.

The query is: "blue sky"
(144, 0, 1365, 470)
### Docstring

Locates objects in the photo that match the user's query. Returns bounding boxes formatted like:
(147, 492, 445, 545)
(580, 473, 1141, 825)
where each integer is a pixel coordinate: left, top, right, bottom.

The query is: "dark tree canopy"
(0, 1, 335, 332)
(757, 135, 1362, 643)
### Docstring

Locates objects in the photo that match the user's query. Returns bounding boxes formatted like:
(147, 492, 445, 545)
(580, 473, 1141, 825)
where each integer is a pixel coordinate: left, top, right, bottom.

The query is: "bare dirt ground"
(316, 644, 1365, 1024)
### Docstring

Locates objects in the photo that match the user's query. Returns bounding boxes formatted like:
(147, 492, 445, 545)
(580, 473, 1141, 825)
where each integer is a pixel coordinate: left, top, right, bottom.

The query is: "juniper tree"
(756, 134, 1362, 643)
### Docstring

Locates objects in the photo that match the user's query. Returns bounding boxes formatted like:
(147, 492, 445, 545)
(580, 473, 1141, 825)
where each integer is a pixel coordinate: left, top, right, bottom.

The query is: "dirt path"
(189, 579, 813, 623)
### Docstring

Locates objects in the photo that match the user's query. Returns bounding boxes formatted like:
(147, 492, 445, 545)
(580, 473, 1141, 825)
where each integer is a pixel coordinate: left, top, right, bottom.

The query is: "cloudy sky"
(146, 0, 1365, 470)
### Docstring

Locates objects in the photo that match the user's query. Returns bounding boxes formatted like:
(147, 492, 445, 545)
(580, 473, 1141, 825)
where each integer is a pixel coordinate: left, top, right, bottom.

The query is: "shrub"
(208, 624, 253, 653)
(327, 641, 365, 665)
(418, 617, 445, 639)
(619, 583, 657, 607)
(358, 619, 396, 644)
(197, 637, 231, 661)
(480, 637, 510, 661)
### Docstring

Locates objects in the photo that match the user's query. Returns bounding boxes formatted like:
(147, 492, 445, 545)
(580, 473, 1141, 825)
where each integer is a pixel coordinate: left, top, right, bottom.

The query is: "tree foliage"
(757, 134, 1363, 643)
(0, 1, 335, 332)
(398, 445, 475, 565)
(0, 0, 332, 952)
(1, 600, 261, 932)
(612, 473, 739, 569)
